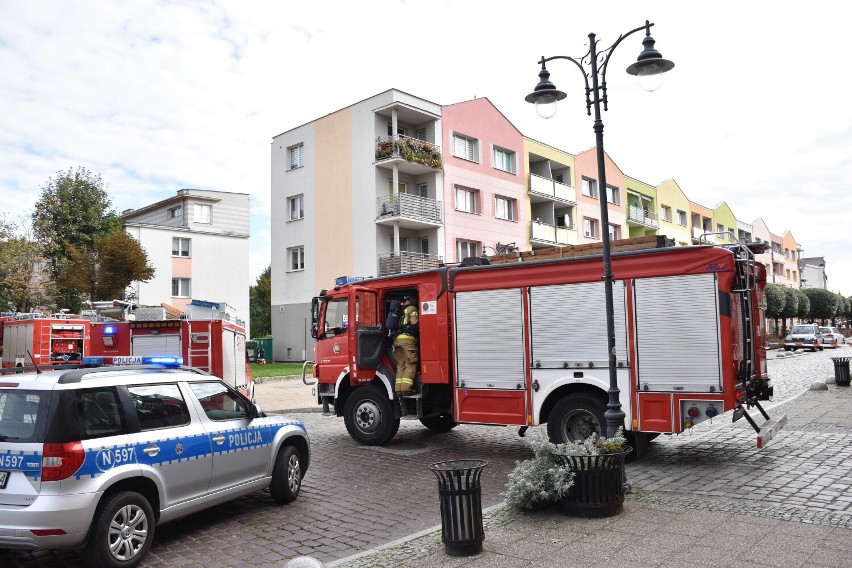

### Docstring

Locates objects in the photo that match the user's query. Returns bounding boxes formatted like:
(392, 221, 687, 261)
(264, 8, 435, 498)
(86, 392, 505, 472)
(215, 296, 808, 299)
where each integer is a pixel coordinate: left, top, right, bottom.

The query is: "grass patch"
(250, 362, 312, 378)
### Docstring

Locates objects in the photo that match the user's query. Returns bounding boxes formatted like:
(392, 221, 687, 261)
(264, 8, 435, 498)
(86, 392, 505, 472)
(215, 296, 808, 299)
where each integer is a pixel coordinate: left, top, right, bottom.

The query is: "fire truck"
(87, 318, 253, 398)
(1, 314, 90, 368)
(307, 236, 786, 455)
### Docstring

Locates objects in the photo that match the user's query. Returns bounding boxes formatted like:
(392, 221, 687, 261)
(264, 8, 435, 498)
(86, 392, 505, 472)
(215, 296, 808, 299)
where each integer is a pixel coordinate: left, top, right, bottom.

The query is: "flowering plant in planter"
(503, 427, 628, 510)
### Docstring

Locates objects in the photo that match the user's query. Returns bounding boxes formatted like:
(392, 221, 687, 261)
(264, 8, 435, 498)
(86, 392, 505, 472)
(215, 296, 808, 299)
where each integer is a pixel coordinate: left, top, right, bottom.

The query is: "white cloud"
(1, 0, 850, 294)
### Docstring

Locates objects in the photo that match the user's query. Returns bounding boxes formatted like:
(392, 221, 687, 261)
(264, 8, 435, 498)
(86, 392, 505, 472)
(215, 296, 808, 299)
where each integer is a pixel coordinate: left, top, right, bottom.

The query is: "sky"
(1, 0, 850, 296)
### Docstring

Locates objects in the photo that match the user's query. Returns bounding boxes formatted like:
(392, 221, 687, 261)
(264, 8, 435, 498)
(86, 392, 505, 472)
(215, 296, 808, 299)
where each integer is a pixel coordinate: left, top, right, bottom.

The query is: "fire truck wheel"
(419, 414, 458, 433)
(547, 394, 606, 444)
(270, 444, 302, 504)
(343, 385, 400, 445)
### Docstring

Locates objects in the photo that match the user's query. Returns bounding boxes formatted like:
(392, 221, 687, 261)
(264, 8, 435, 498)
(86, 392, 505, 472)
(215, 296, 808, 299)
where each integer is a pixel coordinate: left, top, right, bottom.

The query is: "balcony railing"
(377, 251, 443, 276)
(627, 205, 659, 228)
(529, 173, 576, 203)
(530, 220, 576, 245)
(376, 193, 442, 224)
(375, 135, 443, 170)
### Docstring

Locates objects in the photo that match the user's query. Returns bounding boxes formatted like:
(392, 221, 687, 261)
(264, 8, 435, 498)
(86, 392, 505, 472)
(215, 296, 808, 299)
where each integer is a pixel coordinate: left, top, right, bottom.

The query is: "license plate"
(0, 471, 8, 489)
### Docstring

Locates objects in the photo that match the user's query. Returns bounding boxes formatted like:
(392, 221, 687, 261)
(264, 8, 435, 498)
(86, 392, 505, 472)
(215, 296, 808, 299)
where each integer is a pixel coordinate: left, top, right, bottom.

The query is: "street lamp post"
(525, 21, 674, 438)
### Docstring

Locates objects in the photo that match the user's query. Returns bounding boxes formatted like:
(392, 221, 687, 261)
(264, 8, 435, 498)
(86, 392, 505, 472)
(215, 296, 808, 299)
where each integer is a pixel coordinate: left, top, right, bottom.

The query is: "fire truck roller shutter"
(529, 281, 629, 368)
(454, 288, 525, 390)
(633, 273, 722, 392)
(132, 334, 181, 357)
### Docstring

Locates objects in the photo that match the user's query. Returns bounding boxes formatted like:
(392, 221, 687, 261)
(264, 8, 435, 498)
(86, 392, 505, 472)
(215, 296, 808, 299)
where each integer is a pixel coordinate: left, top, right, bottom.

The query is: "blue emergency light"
(141, 356, 183, 366)
(103, 325, 118, 335)
(83, 356, 104, 365)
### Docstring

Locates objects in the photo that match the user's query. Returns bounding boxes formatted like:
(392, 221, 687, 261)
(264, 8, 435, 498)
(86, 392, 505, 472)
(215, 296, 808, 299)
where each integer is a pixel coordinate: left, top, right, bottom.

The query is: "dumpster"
(429, 459, 488, 556)
(831, 357, 851, 387)
(253, 337, 273, 363)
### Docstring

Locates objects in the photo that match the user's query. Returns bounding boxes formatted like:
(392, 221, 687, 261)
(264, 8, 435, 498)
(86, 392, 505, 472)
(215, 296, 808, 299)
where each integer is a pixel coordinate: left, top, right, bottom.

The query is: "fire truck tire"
(547, 394, 606, 444)
(343, 385, 400, 445)
(419, 414, 458, 432)
(270, 444, 302, 504)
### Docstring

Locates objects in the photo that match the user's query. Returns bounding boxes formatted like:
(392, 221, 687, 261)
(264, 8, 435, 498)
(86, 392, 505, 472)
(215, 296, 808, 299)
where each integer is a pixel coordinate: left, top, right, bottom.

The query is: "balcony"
(530, 220, 576, 246)
(376, 194, 442, 229)
(377, 251, 443, 276)
(692, 227, 716, 243)
(529, 173, 576, 204)
(627, 205, 659, 228)
(375, 135, 442, 175)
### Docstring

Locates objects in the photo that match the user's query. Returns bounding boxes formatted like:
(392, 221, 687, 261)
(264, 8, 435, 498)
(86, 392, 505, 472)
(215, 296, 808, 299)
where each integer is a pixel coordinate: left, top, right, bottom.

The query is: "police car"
(0, 358, 310, 567)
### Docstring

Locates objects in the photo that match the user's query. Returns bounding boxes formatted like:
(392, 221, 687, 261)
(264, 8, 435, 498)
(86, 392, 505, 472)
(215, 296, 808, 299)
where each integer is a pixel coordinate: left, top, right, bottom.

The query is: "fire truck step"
(398, 393, 422, 398)
(756, 413, 788, 449)
(400, 414, 419, 420)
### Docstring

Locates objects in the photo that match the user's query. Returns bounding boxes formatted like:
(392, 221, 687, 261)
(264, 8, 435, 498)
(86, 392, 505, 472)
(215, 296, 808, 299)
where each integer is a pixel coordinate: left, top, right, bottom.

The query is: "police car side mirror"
(249, 402, 263, 419)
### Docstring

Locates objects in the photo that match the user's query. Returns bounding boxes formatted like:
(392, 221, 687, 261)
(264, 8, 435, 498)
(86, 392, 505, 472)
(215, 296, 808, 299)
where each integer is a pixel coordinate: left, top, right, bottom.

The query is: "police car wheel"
(270, 444, 302, 504)
(547, 394, 606, 444)
(343, 385, 399, 445)
(83, 490, 155, 568)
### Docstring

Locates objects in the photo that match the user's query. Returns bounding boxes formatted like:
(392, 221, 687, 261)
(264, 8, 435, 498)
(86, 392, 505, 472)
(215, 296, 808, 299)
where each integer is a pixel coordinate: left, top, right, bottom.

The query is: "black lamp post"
(525, 21, 674, 438)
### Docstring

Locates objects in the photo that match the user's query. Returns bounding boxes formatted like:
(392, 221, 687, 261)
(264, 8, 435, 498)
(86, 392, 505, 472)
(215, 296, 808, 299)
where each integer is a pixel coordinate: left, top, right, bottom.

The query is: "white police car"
(0, 358, 309, 567)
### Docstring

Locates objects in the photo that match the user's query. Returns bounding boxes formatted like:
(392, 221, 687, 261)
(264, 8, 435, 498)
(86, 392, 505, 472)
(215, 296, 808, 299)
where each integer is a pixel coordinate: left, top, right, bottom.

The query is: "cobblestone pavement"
(3, 349, 851, 567)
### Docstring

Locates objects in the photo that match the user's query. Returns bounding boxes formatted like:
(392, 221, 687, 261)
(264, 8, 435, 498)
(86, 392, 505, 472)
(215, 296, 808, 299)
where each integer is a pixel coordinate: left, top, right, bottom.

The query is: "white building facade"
(123, 189, 250, 334)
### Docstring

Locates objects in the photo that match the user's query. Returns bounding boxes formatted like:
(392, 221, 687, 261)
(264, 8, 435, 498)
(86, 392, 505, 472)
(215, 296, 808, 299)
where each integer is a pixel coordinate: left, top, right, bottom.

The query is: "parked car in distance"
(819, 326, 846, 348)
(784, 323, 824, 352)
(0, 358, 310, 568)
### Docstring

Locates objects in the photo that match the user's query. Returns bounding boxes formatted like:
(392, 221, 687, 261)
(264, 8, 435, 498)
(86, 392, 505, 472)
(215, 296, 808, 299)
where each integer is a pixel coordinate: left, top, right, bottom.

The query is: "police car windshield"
(791, 326, 816, 334)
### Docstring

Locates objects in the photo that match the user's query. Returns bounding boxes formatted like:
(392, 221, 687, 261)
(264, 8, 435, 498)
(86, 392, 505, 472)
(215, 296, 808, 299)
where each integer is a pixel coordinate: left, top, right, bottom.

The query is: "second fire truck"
(308, 237, 786, 454)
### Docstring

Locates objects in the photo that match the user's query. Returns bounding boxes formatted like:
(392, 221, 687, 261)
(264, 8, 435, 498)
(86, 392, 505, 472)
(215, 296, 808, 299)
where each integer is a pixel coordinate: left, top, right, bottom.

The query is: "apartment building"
(270, 89, 809, 362)
(122, 189, 250, 333)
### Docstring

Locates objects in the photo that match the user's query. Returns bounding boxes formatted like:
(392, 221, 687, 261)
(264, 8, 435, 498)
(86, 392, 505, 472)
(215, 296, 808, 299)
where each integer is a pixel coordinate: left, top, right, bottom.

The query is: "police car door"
(127, 382, 214, 507)
(187, 380, 270, 494)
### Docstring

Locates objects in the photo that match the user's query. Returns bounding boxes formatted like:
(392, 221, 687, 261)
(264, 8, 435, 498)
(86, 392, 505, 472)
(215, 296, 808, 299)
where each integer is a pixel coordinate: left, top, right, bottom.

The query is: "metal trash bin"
(429, 459, 488, 557)
(831, 357, 851, 387)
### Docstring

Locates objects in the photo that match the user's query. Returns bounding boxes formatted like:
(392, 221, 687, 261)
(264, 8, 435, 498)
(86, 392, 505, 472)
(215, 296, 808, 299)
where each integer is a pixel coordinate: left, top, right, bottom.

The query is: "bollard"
(831, 357, 851, 387)
(428, 459, 488, 557)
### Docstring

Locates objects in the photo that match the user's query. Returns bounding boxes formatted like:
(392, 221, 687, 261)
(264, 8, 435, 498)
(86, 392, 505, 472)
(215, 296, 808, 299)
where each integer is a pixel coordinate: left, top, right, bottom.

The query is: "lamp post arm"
(596, 21, 654, 111)
(539, 55, 593, 115)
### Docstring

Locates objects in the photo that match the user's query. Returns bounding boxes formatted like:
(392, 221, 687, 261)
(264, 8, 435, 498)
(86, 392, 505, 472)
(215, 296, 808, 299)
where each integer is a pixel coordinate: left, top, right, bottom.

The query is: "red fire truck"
(308, 237, 786, 454)
(1, 315, 90, 368)
(88, 318, 253, 398)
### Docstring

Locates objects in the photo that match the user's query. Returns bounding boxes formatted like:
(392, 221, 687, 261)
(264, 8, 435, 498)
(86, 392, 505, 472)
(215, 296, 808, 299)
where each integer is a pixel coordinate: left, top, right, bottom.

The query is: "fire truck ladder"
(729, 243, 787, 448)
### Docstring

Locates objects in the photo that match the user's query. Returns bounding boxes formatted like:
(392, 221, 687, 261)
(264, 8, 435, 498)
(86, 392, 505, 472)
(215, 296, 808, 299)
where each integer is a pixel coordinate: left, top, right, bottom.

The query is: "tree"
(32, 167, 121, 312)
(250, 266, 271, 338)
(0, 215, 52, 313)
(763, 283, 786, 336)
(779, 286, 799, 337)
(832, 294, 848, 327)
(58, 231, 155, 301)
(802, 288, 837, 324)
(794, 289, 810, 322)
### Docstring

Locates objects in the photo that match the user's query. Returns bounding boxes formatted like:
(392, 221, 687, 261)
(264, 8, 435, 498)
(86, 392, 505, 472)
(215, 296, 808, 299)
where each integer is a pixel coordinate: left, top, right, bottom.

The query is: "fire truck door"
(453, 288, 527, 426)
(348, 288, 383, 381)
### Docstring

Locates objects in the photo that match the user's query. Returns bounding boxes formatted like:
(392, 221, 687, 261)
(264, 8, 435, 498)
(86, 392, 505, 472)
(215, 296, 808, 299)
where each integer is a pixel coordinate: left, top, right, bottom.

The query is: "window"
(189, 382, 249, 421)
(417, 183, 428, 198)
(554, 173, 564, 183)
(676, 210, 687, 226)
(289, 246, 305, 271)
(420, 238, 429, 254)
(168, 205, 182, 219)
(608, 223, 620, 241)
(606, 186, 620, 205)
(493, 147, 516, 173)
(289, 143, 304, 169)
(416, 128, 427, 140)
(495, 196, 516, 221)
(660, 205, 672, 222)
(583, 218, 599, 239)
(79, 388, 125, 438)
(289, 194, 304, 221)
(452, 133, 478, 162)
(387, 123, 406, 137)
(717, 223, 725, 234)
(457, 240, 478, 260)
(193, 204, 211, 224)
(455, 186, 478, 214)
(172, 237, 190, 257)
(172, 278, 191, 297)
(581, 177, 599, 199)
(128, 384, 190, 430)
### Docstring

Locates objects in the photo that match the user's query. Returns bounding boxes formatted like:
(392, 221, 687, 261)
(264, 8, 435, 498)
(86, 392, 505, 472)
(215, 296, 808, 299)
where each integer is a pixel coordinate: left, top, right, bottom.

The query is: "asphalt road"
(3, 347, 850, 567)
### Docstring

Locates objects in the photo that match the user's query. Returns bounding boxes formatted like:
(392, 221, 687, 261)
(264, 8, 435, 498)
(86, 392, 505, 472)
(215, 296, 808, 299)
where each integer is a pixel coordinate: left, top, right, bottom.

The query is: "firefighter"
(393, 296, 419, 395)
